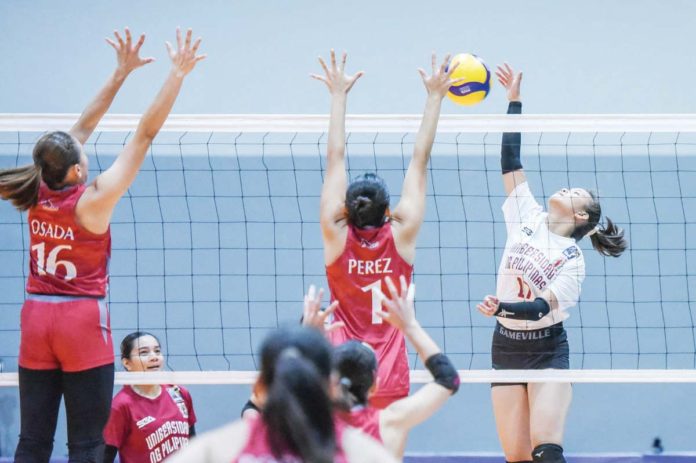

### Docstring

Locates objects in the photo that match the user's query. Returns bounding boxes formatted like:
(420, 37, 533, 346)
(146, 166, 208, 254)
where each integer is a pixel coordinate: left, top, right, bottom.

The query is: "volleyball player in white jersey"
(477, 63, 627, 463)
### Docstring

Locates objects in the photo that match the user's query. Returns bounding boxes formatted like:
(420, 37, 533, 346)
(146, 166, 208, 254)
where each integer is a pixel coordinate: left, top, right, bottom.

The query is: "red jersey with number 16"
(26, 182, 111, 297)
(326, 222, 412, 401)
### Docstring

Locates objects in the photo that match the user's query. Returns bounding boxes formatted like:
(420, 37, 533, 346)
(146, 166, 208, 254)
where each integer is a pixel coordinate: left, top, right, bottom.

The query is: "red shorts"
(19, 295, 114, 372)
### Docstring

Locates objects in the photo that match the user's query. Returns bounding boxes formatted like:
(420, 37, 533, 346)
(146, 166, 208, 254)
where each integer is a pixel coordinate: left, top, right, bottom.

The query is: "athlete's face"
(123, 335, 164, 372)
(548, 187, 593, 225)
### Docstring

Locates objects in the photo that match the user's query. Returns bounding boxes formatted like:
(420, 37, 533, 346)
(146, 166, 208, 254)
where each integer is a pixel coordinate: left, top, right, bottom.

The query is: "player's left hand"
(418, 52, 466, 99)
(495, 63, 522, 102)
(477, 295, 500, 317)
(302, 285, 344, 335)
(106, 27, 155, 76)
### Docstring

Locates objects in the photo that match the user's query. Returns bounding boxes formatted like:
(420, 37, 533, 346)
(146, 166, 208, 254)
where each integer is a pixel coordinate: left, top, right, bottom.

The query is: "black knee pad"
(532, 443, 565, 463)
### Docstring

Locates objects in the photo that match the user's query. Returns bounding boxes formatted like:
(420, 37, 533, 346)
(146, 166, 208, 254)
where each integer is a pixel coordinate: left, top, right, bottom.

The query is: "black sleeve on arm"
(425, 353, 460, 394)
(189, 424, 196, 437)
(494, 297, 550, 321)
(501, 101, 523, 174)
(241, 398, 261, 418)
(103, 445, 118, 463)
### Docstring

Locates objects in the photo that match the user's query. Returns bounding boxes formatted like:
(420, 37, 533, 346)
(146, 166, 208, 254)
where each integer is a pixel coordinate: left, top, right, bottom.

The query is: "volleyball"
(446, 53, 491, 106)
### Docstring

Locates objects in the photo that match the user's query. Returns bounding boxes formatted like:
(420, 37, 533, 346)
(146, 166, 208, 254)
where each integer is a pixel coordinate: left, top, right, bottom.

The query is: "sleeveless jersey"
(233, 415, 348, 463)
(337, 406, 382, 442)
(103, 385, 196, 463)
(326, 222, 413, 400)
(26, 182, 111, 297)
(497, 182, 586, 330)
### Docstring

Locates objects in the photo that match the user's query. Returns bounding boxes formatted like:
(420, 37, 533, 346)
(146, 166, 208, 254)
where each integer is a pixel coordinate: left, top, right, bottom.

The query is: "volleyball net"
(1, 113, 696, 386)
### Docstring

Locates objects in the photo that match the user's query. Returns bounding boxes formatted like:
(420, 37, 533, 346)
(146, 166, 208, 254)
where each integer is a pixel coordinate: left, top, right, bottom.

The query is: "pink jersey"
(103, 385, 196, 463)
(233, 415, 348, 463)
(26, 182, 110, 297)
(337, 406, 382, 442)
(326, 222, 412, 401)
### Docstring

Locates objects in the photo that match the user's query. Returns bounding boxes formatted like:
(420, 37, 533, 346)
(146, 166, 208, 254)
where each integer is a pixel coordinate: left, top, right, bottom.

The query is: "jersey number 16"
(31, 242, 77, 281)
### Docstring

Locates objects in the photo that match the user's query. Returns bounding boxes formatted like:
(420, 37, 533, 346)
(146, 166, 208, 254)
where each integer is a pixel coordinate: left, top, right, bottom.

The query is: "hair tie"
(340, 377, 352, 389)
(586, 225, 600, 237)
(279, 346, 301, 360)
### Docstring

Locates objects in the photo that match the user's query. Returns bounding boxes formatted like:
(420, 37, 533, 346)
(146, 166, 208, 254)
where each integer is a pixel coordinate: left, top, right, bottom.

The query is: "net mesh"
(1, 115, 696, 382)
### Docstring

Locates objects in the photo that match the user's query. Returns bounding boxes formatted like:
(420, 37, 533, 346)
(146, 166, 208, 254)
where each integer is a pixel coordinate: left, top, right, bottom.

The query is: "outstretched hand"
(417, 53, 465, 99)
(310, 49, 364, 96)
(496, 63, 522, 102)
(375, 275, 417, 332)
(302, 285, 344, 335)
(165, 27, 206, 77)
(106, 27, 155, 76)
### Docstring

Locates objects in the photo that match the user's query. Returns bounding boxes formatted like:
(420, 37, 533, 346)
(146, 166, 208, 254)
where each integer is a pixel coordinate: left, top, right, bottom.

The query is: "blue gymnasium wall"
(1, 0, 696, 457)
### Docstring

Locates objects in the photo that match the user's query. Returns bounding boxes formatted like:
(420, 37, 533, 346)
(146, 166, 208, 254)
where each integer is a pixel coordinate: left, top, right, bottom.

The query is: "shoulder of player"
(168, 420, 249, 463)
(342, 426, 397, 463)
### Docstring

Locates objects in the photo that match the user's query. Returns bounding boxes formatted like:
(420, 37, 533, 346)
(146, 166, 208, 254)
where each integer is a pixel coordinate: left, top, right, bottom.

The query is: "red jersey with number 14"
(326, 222, 412, 401)
(26, 182, 111, 297)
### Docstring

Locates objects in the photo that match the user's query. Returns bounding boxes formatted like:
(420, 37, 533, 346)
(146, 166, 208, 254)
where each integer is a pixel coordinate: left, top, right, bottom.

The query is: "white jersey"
(496, 182, 586, 330)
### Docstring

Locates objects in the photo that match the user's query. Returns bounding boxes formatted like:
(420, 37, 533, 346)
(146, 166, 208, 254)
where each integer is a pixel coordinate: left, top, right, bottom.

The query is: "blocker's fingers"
(440, 53, 451, 74)
(399, 275, 408, 297)
(105, 38, 118, 50)
(326, 321, 345, 333)
(192, 37, 202, 54)
(134, 34, 145, 52)
(310, 73, 328, 83)
(330, 48, 337, 69)
(176, 27, 183, 49)
(446, 60, 459, 77)
(340, 51, 347, 72)
(185, 28, 192, 49)
(114, 30, 125, 47)
(323, 300, 340, 317)
(318, 56, 330, 75)
(431, 51, 437, 74)
(384, 276, 399, 300)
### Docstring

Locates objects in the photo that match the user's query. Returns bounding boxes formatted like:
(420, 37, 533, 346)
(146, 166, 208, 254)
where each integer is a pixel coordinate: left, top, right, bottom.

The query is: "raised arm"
(496, 63, 527, 195)
(391, 54, 462, 261)
(69, 28, 154, 144)
(376, 276, 459, 449)
(311, 50, 363, 263)
(76, 28, 205, 234)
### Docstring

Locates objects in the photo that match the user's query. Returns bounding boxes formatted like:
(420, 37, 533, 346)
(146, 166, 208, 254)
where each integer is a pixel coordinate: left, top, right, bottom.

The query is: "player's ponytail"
(346, 173, 390, 228)
(572, 191, 627, 257)
(0, 164, 41, 211)
(333, 340, 377, 409)
(261, 327, 335, 463)
(589, 217, 627, 257)
(0, 131, 82, 211)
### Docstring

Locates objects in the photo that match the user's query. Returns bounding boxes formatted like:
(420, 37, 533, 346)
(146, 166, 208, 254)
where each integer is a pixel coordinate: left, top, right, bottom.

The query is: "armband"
(425, 353, 460, 395)
(501, 101, 523, 174)
(495, 297, 550, 321)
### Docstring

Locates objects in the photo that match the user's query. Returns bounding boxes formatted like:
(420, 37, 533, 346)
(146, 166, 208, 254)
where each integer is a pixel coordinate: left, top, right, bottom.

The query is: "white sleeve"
(501, 182, 543, 235)
(547, 256, 585, 311)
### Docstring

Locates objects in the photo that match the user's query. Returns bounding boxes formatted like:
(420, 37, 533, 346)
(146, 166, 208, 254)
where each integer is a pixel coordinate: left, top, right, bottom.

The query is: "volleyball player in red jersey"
(0, 28, 205, 462)
(167, 326, 397, 463)
(304, 277, 459, 459)
(103, 332, 196, 463)
(312, 50, 463, 408)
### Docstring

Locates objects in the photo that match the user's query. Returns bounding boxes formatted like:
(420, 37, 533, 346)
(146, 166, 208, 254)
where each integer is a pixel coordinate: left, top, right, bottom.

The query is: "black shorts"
(491, 321, 569, 387)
